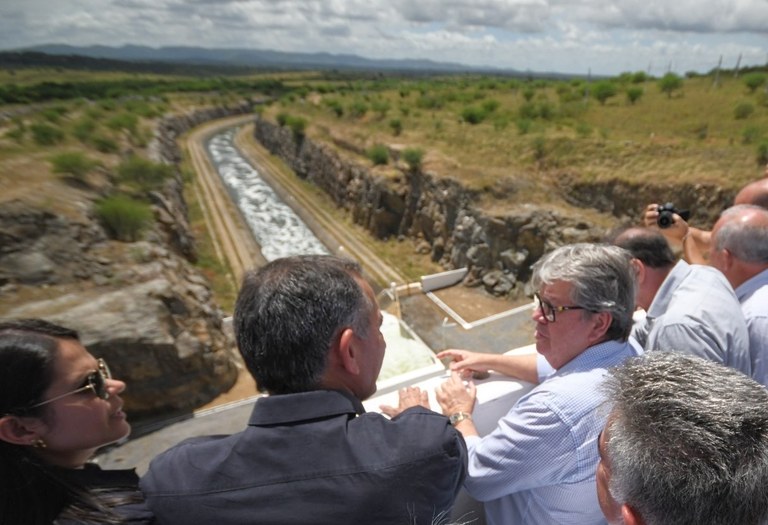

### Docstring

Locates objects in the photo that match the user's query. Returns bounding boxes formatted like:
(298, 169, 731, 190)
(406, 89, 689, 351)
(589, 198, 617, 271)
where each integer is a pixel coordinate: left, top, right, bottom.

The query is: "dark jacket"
(141, 389, 467, 525)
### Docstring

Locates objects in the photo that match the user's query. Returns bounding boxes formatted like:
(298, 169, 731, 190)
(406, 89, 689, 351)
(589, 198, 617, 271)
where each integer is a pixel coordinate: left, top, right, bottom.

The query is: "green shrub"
(106, 113, 138, 133)
(40, 105, 68, 123)
(461, 106, 486, 125)
(72, 117, 97, 143)
(402, 148, 424, 171)
(276, 112, 289, 126)
(516, 118, 533, 135)
(538, 102, 556, 120)
(744, 73, 767, 94)
(522, 89, 535, 102)
(742, 125, 762, 144)
(626, 86, 644, 105)
(325, 99, 344, 117)
(30, 123, 65, 145)
(91, 134, 118, 153)
(50, 151, 97, 180)
(95, 194, 152, 242)
(389, 118, 403, 136)
(518, 103, 538, 120)
(349, 101, 368, 118)
(117, 155, 173, 191)
(758, 141, 768, 165)
(592, 81, 617, 105)
(734, 102, 755, 120)
(367, 144, 389, 165)
(481, 99, 500, 114)
(658, 73, 683, 98)
(285, 115, 307, 138)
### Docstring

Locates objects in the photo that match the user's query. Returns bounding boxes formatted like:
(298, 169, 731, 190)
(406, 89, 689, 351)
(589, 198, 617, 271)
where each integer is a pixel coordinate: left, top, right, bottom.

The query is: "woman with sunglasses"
(0, 318, 154, 525)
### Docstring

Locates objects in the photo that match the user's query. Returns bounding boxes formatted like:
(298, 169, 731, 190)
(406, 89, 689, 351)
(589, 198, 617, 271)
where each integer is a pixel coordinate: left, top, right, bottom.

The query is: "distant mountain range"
(14, 44, 491, 73)
(8, 43, 575, 78)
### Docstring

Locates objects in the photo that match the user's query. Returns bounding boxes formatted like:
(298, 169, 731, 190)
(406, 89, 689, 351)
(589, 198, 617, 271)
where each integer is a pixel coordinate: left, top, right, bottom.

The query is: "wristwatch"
(449, 412, 472, 426)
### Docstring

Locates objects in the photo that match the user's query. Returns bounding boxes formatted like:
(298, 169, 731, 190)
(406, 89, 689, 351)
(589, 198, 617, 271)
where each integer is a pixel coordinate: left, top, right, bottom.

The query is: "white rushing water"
(206, 129, 328, 261)
(205, 128, 440, 381)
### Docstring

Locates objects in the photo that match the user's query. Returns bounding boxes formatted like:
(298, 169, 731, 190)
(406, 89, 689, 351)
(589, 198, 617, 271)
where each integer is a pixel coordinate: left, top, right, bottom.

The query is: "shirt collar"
(248, 389, 365, 426)
(735, 267, 768, 301)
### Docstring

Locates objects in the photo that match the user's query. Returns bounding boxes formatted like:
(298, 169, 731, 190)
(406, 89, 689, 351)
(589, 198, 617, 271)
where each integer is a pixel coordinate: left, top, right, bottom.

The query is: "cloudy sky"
(1, 0, 767, 76)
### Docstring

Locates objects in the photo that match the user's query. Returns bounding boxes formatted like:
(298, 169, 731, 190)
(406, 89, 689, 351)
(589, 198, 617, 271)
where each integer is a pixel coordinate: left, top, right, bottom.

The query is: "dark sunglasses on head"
(28, 358, 112, 409)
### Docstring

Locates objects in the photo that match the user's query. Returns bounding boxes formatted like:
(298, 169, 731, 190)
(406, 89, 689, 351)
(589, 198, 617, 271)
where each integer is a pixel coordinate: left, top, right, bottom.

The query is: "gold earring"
(32, 439, 47, 449)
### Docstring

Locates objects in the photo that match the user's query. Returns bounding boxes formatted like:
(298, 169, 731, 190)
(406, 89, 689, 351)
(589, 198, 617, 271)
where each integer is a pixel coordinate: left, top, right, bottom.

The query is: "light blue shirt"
(464, 339, 640, 525)
(632, 260, 751, 376)
(736, 268, 768, 387)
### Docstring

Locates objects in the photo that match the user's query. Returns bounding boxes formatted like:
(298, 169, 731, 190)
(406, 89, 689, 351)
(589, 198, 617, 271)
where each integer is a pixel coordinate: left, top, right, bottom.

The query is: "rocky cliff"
(255, 117, 609, 296)
(0, 103, 253, 418)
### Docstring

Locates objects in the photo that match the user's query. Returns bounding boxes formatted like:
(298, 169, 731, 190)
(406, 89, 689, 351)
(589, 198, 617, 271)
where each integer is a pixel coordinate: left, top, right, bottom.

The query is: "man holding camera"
(642, 177, 768, 264)
(610, 227, 750, 376)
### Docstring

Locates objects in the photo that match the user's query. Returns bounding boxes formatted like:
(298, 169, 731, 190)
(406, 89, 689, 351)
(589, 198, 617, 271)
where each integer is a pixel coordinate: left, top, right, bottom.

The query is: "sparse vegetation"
(95, 194, 153, 242)
(49, 151, 98, 180)
(402, 148, 424, 171)
(367, 144, 389, 165)
(658, 73, 683, 99)
(117, 155, 174, 191)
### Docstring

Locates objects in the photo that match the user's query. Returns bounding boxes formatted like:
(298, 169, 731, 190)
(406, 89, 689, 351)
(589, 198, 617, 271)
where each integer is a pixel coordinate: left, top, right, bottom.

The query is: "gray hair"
(530, 243, 636, 341)
(604, 352, 768, 525)
(714, 204, 768, 263)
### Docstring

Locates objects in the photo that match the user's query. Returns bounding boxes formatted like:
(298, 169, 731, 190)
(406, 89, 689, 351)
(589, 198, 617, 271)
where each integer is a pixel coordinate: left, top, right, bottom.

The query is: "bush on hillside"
(30, 123, 65, 145)
(734, 102, 755, 120)
(117, 155, 173, 191)
(626, 86, 644, 105)
(95, 195, 153, 242)
(592, 81, 617, 105)
(402, 148, 424, 171)
(367, 144, 389, 166)
(50, 151, 97, 180)
(658, 73, 683, 99)
(744, 73, 767, 94)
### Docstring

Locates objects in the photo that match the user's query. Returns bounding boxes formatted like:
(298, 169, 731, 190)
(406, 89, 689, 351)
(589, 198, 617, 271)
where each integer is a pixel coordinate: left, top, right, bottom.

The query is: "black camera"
(657, 203, 690, 229)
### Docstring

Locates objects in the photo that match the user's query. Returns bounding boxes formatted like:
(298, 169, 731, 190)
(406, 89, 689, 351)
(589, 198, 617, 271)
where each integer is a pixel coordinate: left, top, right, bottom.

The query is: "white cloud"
(0, 0, 765, 75)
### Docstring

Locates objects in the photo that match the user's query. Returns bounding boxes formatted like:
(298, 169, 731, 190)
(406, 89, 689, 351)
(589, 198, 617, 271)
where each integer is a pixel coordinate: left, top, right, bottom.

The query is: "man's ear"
(590, 311, 612, 342)
(336, 327, 360, 376)
(631, 258, 645, 284)
(621, 503, 645, 525)
(0, 415, 44, 446)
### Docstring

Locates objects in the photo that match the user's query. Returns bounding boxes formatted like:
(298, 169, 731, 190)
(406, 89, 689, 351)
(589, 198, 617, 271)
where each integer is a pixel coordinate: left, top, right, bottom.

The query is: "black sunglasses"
(28, 358, 112, 408)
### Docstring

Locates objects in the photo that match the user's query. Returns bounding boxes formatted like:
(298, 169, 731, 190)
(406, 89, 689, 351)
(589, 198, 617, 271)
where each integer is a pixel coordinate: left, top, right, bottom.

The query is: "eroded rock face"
(253, 117, 607, 297)
(2, 243, 238, 416)
(0, 105, 254, 418)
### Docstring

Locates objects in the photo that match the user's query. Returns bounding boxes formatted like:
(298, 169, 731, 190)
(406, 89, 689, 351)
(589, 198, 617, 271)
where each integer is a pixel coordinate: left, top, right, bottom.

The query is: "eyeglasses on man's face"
(533, 292, 588, 323)
(29, 358, 112, 409)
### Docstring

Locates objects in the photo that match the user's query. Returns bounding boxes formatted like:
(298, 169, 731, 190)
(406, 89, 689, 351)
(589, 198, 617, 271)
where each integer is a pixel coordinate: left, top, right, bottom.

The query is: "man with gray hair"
(436, 243, 641, 525)
(710, 204, 768, 386)
(597, 352, 768, 525)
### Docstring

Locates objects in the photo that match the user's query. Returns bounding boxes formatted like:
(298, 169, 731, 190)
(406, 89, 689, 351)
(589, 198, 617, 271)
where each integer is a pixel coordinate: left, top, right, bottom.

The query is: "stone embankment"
(254, 117, 596, 296)
(0, 103, 254, 417)
(253, 116, 738, 297)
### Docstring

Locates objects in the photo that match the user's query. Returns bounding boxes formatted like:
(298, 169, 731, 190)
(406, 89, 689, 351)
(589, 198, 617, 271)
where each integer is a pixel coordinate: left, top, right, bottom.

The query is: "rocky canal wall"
(255, 117, 606, 296)
(0, 103, 253, 418)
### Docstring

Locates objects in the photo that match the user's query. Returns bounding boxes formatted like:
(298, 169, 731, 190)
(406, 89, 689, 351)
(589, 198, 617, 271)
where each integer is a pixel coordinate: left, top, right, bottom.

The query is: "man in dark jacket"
(141, 255, 467, 525)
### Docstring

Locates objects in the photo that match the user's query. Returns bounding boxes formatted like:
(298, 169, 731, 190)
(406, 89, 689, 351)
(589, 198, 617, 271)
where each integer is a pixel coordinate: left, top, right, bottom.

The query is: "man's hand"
(642, 203, 689, 246)
(435, 371, 477, 416)
(380, 386, 430, 417)
(437, 349, 492, 380)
